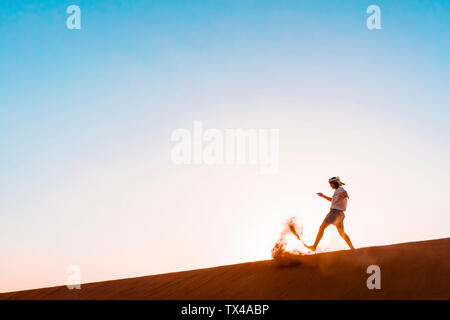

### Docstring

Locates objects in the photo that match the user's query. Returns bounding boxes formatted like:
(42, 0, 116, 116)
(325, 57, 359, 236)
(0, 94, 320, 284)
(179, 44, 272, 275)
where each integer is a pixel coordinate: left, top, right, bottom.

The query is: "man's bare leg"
(305, 222, 329, 251)
(336, 226, 355, 250)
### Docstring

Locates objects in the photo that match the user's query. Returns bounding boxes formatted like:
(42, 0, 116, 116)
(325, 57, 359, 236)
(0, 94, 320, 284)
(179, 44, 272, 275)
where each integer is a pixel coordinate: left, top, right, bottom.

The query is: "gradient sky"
(1, 0, 449, 292)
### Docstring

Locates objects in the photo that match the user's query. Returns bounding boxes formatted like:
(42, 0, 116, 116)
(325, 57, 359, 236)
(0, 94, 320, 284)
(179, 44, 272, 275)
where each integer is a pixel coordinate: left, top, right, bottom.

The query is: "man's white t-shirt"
(331, 187, 349, 211)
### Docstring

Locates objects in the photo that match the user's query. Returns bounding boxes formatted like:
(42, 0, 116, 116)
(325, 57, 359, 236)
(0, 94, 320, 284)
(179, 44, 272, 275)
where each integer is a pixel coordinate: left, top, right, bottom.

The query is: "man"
(305, 177, 355, 251)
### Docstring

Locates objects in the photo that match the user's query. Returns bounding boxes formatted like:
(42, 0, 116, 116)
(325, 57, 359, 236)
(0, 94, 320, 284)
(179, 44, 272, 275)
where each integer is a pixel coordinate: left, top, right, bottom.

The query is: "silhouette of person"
(305, 177, 355, 251)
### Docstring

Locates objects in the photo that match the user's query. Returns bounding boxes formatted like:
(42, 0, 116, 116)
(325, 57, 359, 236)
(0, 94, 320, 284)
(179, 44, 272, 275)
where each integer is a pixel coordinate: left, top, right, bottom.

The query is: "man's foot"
(304, 244, 316, 251)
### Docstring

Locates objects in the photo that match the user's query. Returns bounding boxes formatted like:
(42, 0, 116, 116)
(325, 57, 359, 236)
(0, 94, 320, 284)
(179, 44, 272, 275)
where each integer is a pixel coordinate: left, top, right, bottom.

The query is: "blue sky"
(0, 1, 449, 292)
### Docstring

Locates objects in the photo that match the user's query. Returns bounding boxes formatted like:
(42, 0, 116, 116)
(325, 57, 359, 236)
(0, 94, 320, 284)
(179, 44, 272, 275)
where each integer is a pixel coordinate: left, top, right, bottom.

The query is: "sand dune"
(1, 238, 449, 300)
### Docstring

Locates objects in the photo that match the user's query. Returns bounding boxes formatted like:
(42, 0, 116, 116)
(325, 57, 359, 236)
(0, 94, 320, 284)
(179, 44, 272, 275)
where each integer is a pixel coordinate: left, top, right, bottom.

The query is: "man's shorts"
(324, 209, 345, 228)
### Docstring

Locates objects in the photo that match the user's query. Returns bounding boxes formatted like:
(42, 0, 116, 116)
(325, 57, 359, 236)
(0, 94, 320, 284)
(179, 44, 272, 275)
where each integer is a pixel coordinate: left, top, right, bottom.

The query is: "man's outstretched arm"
(317, 193, 332, 201)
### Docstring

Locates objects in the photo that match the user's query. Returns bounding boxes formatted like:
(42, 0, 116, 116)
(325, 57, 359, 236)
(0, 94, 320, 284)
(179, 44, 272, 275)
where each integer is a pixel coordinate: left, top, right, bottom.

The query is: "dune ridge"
(1, 238, 449, 300)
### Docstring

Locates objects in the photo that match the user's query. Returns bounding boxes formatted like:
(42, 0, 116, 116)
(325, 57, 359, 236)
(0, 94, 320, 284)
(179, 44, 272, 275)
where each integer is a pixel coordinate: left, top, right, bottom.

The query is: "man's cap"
(329, 176, 345, 186)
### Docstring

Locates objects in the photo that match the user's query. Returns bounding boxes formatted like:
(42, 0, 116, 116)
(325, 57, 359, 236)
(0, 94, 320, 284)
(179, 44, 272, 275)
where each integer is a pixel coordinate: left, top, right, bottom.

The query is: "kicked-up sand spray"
(271, 217, 310, 266)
